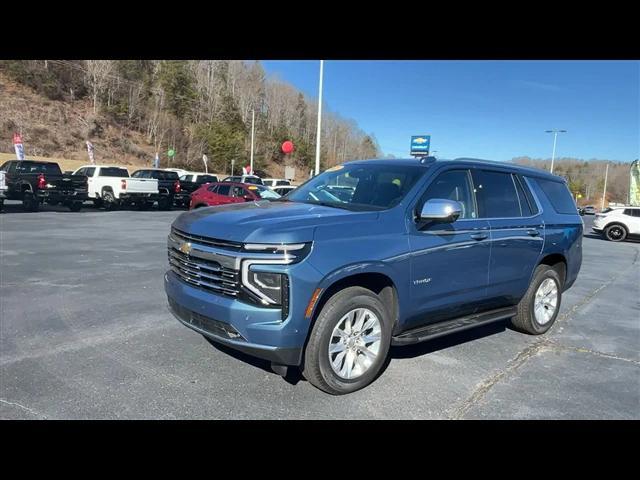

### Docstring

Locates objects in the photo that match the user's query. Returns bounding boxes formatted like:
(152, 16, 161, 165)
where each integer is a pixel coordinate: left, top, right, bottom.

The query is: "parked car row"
(0, 159, 300, 213)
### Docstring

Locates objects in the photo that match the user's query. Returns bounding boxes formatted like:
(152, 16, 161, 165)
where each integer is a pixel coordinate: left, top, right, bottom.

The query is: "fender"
(310, 260, 409, 325)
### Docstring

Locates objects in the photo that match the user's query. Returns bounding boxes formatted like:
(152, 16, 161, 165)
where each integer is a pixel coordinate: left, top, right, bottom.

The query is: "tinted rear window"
(473, 170, 521, 218)
(16, 162, 62, 175)
(534, 178, 578, 214)
(100, 167, 129, 177)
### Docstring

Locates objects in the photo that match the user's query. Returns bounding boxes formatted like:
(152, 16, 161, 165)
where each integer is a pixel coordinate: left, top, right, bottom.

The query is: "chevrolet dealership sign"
(410, 135, 431, 156)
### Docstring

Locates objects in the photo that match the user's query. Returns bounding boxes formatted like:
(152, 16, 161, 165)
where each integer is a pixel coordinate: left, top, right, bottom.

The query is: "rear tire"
(23, 191, 39, 212)
(511, 265, 562, 335)
(68, 201, 82, 212)
(102, 190, 118, 211)
(604, 224, 627, 242)
(158, 196, 172, 211)
(302, 286, 392, 395)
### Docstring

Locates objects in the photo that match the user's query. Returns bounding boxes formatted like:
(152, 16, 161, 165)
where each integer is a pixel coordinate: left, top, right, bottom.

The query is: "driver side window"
(420, 169, 477, 219)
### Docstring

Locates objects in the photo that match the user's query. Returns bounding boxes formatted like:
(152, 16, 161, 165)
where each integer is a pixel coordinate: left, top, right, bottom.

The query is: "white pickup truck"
(0, 169, 7, 212)
(73, 165, 159, 210)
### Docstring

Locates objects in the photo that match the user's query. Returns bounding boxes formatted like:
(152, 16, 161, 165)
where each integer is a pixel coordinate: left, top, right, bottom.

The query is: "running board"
(391, 306, 517, 346)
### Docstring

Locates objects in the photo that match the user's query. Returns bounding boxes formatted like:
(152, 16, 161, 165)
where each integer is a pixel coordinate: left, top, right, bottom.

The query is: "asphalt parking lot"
(1, 203, 638, 419)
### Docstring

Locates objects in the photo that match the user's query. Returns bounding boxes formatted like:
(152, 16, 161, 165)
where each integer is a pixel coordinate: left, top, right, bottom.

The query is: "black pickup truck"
(177, 173, 219, 207)
(0, 160, 88, 211)
(130, 169, 189, 210)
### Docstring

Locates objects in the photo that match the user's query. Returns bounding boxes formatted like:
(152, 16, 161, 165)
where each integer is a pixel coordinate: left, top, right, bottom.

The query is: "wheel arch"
(537, 253, 567, 287)
(308, 269, 401, 338)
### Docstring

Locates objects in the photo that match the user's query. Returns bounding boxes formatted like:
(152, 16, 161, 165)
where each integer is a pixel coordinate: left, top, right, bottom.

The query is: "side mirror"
(419, 198, 463, 223)
(243, 195, 253, 201)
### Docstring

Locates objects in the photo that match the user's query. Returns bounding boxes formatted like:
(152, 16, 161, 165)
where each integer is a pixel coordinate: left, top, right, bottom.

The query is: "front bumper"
(165, 267, 321, 366)
(167, 296, 302, 365)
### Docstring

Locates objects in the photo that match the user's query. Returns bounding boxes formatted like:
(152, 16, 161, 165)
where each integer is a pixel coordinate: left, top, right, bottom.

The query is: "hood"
(172, 200, 379, 244)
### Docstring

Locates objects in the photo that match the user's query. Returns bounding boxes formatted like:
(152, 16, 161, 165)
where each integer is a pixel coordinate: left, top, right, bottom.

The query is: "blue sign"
(410, 135, 431, 156)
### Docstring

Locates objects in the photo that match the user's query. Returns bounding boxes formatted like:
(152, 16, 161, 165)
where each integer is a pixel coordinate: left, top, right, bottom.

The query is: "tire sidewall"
(312, 291, 391, 394)
(605, 224, 627, 242)
(527, 268, 562, 334)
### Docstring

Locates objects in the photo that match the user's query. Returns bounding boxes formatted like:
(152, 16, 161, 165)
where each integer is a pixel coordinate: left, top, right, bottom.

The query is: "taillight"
(37, 174, 46, 189)
(174, 180, 181, 193)
(121, 179, 127, 190)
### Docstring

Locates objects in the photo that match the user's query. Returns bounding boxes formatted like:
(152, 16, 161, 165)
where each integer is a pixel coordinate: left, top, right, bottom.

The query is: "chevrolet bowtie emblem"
(179, 242, 192, 255)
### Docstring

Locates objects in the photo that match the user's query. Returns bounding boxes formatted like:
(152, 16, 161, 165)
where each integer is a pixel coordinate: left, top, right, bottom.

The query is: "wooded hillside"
(0, 60, 381, 178)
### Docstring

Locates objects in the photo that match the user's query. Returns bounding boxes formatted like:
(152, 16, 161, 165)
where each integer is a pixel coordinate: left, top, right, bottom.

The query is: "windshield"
(248, 185, 281, 199)
(286, 163, 425, 211)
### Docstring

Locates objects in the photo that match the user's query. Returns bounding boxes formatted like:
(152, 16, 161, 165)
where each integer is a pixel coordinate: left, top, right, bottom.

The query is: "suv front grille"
(168, 246, 240, 297)
(171, 227, 243, 251)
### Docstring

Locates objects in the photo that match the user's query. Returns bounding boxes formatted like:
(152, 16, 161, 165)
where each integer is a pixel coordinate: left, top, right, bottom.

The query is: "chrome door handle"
(470, 233, 488, 241)
(527, 229, 540, 237)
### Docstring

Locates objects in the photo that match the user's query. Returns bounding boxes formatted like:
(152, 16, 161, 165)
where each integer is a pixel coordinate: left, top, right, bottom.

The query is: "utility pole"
(250, 109, 255, 174)
(314, 60, 324, 176)
(545, 129, 567, 174)
(601, 163, 609, 211)
(231, 158, 235, 176)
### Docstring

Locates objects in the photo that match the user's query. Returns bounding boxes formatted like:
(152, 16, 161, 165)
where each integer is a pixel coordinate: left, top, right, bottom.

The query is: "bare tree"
(85, 60, 114, 114)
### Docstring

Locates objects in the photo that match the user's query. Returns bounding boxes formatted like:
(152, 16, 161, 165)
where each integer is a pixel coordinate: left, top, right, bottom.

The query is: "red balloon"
(281, 140, 294, 154)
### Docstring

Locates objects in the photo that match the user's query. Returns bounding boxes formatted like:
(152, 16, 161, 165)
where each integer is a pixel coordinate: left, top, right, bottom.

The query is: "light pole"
(250, 109, 255, 174)
(601, 162, 609, 211)
(545, 129, 567, 174)
(314, 60, 324, 176)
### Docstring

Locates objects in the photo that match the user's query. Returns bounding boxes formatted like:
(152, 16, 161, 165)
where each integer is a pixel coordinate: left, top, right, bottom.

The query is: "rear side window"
(513, 175, 538, 216)
(99, 167, 127, 177)
(534, 178, 577, 214)
(623, 209, 640, 217)
(473, 170, 521, 218)
(244, 177, 262, 185)
(276, 180, 290, 186)
(216, 184, 231, 196)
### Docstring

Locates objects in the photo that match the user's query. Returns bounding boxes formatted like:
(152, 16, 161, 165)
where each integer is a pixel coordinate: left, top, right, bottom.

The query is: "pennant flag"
(86, 141, 95, 164)
(13, 133, 25, 160)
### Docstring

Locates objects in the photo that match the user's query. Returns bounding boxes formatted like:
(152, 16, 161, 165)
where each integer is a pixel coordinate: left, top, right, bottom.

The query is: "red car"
(189, 181, 280, 209)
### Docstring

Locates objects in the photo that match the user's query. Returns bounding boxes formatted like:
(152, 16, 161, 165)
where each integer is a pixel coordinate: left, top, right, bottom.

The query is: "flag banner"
(13, 132, 25, 160)
(630, 160, 640, 206)
(86, 141, 95, 164)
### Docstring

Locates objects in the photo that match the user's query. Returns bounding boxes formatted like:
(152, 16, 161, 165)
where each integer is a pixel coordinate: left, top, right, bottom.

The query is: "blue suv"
(165, 158, 582, 394)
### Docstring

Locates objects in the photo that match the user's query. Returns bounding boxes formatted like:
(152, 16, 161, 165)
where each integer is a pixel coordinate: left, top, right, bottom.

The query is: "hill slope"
(0, 72, 154, 168)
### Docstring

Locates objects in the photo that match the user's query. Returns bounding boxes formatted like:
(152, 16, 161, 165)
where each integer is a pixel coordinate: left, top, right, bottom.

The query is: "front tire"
(604, 224, 627, 242)
(303, 286, 392, 395)
(511, 265, 562, 335)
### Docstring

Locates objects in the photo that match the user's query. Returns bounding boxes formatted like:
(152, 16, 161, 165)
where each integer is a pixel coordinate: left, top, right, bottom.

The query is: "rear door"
(472, 169, 544, 308)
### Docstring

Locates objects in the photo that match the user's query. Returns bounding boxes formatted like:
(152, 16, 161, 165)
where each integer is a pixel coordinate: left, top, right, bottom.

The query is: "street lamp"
(314, 60, 324, 176)
(545, 129, 567, 174)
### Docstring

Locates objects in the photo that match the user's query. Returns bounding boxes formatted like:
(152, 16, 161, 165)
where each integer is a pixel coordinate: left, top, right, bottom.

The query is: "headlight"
(239, 242, 310, 309)
(246, 270, 285, 305)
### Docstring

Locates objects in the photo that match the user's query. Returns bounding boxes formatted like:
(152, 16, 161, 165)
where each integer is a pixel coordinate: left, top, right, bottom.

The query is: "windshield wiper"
(300, 200, 355, 211)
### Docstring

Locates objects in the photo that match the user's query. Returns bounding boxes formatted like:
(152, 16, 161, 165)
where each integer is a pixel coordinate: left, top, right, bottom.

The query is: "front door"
(407, 168, 491, 329)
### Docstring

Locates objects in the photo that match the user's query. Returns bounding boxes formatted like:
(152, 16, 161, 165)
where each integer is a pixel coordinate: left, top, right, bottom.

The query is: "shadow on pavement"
(204, 319, 513, 388)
